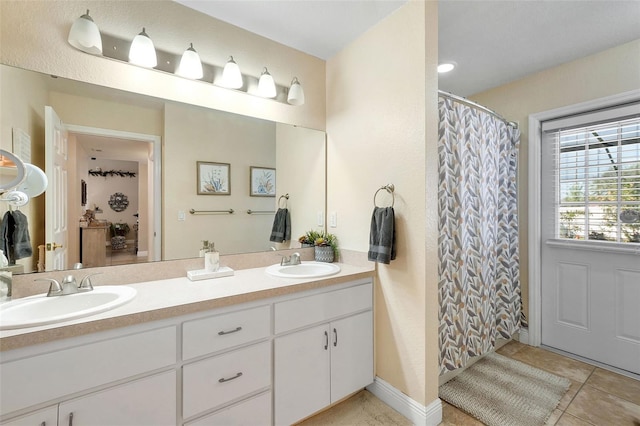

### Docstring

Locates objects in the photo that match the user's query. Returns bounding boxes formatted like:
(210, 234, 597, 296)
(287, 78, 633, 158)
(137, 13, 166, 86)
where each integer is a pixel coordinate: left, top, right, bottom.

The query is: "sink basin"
(0, 286, 136, 330)
(266, 261, 341, 278)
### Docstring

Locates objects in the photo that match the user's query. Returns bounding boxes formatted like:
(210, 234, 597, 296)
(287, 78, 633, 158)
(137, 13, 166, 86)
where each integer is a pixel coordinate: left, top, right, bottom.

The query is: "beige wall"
(326, 0, 440, 406)
(0, 1, 325, 131)
(275, 123, 326, 249)
(0, 65, 49, 272)
(163, 102, 276, 258)
(471, 38, 640, 322)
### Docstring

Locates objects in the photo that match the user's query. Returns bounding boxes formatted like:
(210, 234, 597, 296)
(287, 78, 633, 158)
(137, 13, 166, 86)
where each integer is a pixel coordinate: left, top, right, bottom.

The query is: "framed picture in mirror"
(197, 161, 231, 195)
(250, 166, 276, 197)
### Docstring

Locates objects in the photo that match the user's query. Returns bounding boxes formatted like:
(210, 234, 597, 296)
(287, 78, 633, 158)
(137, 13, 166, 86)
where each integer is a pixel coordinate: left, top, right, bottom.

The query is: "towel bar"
(189, 208, 234, 215)
(373, 184, 395, 208)
(247, 209, 275, 215)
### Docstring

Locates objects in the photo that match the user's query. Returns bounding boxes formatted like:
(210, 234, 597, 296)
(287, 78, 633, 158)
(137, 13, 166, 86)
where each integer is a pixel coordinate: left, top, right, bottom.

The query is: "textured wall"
(326, 1, 440, 406)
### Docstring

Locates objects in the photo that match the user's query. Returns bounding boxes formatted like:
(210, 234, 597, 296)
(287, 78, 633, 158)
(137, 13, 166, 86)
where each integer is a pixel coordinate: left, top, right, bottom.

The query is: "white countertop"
(0, 262, 374, 351)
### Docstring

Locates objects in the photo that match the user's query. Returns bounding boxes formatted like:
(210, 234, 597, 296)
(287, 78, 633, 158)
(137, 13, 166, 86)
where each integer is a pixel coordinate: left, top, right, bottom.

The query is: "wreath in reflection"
(108, 192, 129, 212)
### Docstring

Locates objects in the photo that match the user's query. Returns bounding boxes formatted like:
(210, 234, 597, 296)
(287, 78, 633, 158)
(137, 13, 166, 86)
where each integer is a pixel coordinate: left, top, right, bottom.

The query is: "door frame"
(527, 89, 640, 347)
(65, 125, 162, 261)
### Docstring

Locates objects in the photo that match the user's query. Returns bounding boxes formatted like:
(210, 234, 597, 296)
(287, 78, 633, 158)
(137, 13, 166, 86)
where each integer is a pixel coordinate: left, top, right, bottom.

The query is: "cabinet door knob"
(333, 328, 338, 347)
(219, 372, 243, 383)
(324, 330, 329, 350)
(218, 326, 242, 336)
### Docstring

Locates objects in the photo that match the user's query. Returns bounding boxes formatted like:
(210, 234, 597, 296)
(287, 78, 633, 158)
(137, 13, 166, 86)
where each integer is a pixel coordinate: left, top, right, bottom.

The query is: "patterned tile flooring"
(300, 341, 640, 425)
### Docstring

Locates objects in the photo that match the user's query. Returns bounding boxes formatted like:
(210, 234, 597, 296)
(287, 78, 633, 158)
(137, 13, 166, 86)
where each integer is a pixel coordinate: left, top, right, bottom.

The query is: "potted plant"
(298, 230, 322, 248)
(313, 231, 338, 263)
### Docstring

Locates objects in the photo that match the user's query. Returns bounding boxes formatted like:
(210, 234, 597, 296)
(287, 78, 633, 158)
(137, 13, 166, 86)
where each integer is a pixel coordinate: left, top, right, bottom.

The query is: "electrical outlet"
(178, 210, 186, 221)
(329, 211, 337, 228)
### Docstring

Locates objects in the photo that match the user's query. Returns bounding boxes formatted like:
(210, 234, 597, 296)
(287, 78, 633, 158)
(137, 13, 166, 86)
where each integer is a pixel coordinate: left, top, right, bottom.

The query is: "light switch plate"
(317, 211, 324, 227)
(329, 211, 337, 228)
(178, 210, 186, 221)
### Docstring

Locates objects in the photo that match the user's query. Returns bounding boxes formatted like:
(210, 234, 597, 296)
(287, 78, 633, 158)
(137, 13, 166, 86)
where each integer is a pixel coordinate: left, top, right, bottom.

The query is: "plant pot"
(314, 246, 334, 263)
(301, 243, 314, 248)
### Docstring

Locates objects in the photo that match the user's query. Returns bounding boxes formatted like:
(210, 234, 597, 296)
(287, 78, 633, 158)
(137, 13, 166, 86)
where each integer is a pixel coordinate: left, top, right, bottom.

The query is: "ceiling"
(175, 0, 640, 97)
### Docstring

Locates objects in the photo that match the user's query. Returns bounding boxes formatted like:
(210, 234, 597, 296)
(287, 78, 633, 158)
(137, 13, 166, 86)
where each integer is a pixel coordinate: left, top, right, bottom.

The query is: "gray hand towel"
(368, 207, 396, 264)
(10, 210, 32, 260)
(270, 208, 291, 242)
(0, 211, 13, 263)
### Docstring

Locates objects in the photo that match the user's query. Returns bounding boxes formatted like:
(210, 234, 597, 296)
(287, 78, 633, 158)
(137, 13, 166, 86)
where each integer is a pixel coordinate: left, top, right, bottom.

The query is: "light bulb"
(258, 67, 276, 98)
(220, 56, 243, 89)
(129, 28, 157, 68)
(287, 77, 305, 106)
(176, 43, 203, 79)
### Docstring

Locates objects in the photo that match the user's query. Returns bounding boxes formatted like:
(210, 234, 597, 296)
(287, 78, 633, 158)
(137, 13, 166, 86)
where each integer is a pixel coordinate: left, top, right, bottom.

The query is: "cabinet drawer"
(183, 341, 271, 419)
(274, 283, 372, 334)
(0, 326, 176, 415)
(183, 305, 271, 360)
(185, 391, 271, 426)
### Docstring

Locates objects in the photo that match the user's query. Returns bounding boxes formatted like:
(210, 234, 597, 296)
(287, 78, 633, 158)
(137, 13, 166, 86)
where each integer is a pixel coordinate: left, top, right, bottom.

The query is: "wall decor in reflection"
(108, 192, 129, 212)
(250, 166, 276, 197)
(197, 161, 231, 195)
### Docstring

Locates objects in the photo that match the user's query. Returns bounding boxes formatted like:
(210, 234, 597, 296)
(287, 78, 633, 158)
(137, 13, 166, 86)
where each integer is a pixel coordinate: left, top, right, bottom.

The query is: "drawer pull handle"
(334, 328, 338, 347)
(218, 326, 242, 335)
(324, 330, 329, 350)
(219, 372, 243, 383)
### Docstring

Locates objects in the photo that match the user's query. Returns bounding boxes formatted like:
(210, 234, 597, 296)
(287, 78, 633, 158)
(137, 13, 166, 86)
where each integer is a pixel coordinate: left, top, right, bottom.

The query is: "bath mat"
(439, 352, 570, 426)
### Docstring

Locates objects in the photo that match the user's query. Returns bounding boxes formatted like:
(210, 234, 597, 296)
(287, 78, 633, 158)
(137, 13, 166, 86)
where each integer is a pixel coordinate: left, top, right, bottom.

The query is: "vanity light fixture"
(438, 62, 456, 73)
(287, 77, 305, 106)
(220, 56, 243, 89)
(176, 43, 203, 80)
(67, 10, 102, 55)
(258, 67, 277, 98)
(128, 27, 157, 68)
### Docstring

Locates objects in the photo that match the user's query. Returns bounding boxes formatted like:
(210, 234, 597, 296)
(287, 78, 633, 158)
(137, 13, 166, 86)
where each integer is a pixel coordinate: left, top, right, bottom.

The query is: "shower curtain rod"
(438, 90, 518, 129)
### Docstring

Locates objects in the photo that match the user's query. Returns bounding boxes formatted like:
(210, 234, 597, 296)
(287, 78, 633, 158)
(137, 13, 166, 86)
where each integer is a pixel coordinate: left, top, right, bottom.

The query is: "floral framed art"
(197, 161, 231, 195)
(250, 166, 276, 197)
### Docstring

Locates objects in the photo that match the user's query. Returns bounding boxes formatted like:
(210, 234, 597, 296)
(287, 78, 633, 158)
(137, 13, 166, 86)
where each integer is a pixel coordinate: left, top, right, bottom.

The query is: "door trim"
(528, 89, 640, 347)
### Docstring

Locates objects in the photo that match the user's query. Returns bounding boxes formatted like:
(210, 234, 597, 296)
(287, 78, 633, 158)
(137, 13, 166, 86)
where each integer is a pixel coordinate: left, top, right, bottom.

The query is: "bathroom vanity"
(0, 264, 374, 425)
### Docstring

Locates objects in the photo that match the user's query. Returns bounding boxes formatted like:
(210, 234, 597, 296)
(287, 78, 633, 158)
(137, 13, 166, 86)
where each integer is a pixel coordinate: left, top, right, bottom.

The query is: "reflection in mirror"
(0, 150, 26, 191)
(0, 64, 326, 275)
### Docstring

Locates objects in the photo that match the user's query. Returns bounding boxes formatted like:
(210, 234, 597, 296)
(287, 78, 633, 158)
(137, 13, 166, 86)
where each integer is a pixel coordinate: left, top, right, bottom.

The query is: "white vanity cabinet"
(1, 277, 374, 426)
(273, 283, 373, 425)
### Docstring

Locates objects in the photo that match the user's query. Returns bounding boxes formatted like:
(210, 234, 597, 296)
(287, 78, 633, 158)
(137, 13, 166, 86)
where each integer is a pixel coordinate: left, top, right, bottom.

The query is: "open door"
(44, 106, 69, 271)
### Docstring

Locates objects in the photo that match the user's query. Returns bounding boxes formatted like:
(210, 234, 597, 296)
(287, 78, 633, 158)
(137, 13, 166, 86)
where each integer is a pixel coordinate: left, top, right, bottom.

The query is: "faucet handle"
(79, 272, 102, 292)
(35, 278, 62, 297)
(290, 252, 301, 265)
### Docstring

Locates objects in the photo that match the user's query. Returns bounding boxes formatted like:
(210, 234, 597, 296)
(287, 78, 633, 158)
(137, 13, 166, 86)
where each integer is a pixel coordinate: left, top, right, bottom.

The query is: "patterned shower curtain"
(438, 97, 521, 374)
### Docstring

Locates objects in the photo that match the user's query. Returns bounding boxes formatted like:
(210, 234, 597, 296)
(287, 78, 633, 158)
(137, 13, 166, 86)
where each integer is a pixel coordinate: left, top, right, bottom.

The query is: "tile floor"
(300, 341, 640, 426)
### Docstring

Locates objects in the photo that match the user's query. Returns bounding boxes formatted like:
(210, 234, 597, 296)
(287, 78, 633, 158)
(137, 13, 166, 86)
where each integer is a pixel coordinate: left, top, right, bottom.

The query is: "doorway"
(47, 120, 161, 269)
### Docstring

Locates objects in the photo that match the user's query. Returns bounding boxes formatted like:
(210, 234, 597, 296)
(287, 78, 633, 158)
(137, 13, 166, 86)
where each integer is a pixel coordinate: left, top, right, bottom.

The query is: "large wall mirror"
(0, 64, 326, 274)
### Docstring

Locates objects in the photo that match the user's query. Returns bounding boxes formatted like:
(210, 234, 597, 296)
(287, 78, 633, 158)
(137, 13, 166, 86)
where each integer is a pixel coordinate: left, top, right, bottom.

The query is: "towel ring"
(373, 184, 395, 208)
(278, 193, 289, 209)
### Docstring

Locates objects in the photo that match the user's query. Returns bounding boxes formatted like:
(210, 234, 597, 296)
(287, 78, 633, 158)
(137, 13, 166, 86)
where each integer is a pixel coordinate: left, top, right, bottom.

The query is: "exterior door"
(44, 106, 69, 271)
(540, 111, 640, 375)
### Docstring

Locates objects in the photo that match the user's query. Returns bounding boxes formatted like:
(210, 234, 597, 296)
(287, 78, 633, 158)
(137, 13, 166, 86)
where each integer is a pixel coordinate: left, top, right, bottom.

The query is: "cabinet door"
(330, 311, 374, 403)
(0, 405, 57, 426)
(58, 370, 176, 426)
(274, 324, 330, 426)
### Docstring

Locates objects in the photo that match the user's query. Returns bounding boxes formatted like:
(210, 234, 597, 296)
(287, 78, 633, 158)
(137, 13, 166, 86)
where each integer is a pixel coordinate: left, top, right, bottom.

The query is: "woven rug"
(439, 352, 570, 426)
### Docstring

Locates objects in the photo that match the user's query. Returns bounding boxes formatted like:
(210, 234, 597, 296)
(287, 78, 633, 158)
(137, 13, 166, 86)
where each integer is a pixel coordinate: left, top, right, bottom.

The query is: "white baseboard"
(366, 377, 442, 425)
(519, 328, 529, 345)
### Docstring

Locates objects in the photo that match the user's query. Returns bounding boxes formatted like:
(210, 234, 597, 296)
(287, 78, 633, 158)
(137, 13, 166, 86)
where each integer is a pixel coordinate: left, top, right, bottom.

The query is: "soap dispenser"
(204, 242, 220, 272)
(199, 240, 209, 258)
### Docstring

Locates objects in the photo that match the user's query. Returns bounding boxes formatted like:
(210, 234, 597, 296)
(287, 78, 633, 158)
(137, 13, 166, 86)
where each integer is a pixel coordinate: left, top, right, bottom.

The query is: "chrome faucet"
(280, 252, 301, 266)
(36, 273, 101, 297)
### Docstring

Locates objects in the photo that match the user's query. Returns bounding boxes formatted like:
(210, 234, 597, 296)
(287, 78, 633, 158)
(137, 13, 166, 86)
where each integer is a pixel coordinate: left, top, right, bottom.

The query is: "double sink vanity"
(0, 257, 374, 426)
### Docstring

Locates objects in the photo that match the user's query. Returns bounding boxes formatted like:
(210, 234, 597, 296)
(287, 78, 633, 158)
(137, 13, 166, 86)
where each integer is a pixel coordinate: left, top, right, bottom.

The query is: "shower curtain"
(438, 96, 521, 374)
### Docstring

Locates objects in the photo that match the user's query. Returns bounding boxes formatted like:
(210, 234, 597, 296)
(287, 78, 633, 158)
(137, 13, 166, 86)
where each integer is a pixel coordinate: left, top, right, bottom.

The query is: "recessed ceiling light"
(438, 63, 456, 73)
